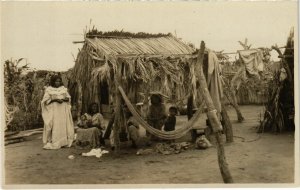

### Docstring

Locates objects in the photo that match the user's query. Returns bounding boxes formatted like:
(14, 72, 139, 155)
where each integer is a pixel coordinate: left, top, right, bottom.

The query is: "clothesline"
(218, 46, 293, 55)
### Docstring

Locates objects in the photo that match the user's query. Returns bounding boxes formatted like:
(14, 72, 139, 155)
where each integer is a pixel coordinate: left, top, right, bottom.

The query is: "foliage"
(86, 28, 171, 38)
(258, 28, 295, 133)
(4, 59, 69, 131)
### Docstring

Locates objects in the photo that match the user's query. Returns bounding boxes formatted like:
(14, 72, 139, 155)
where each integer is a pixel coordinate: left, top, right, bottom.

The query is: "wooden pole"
(77, 81, 83, 120)
(228, 68, 245, 122)
(272, 45, 293, 83)
(196, 41, 234, 183)
(221, 100, 234, 143)
(113, 61, 122, 153)
(224, 87, 244, 122)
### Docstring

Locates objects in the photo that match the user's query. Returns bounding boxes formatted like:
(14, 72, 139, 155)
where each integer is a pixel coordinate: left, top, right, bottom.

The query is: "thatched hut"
(69, 30, 210, 119)
(69, 30, 235, 154)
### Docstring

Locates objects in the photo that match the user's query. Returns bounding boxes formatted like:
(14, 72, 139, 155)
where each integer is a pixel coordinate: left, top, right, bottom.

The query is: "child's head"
(169, 106, 178, 116)
(80, 114, 87, 121)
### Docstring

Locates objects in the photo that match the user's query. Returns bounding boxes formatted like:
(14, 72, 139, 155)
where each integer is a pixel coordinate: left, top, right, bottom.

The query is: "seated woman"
(75, 103, 105, 149)
(110, 106, 140, 150)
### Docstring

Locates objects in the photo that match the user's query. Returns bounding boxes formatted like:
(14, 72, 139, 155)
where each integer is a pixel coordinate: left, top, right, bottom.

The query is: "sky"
(1, 1, 298, 71)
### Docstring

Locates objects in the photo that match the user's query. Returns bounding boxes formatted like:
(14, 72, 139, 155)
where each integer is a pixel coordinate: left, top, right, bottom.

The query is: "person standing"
(41, 75, 74, 150)
(146, 94, 167, 141)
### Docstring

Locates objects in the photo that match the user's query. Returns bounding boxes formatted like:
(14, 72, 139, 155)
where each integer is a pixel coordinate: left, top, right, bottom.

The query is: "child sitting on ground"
(164, 106, 177, 132)
(164, 106, 177, 143)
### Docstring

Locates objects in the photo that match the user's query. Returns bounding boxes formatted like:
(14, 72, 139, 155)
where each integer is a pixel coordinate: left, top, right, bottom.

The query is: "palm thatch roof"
(86, 35, 194, 56)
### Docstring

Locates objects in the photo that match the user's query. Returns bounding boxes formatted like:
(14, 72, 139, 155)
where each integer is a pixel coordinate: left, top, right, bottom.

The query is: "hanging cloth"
(207, 50, 224, 114)
(238, 49, 264, 77)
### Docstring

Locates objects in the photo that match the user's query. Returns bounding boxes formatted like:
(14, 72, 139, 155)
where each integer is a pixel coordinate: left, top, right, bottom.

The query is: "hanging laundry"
(207, 50, 224, 114)
(238, 49, 264, 77)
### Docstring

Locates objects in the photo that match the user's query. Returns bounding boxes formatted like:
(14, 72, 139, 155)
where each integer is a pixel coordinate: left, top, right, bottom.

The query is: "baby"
(77, 114, 91, 129)
(51, 93, 67, 101)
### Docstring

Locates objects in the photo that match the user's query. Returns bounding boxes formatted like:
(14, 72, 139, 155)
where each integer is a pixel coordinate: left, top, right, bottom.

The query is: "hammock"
(118, 86, 206, 139)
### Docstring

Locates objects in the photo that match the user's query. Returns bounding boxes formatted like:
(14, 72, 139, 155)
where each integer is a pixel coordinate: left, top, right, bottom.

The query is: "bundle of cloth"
(155, 142, 190, 155)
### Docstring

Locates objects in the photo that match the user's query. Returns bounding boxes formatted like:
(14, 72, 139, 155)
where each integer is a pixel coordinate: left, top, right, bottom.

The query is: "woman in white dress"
(41, 75, 74, 149)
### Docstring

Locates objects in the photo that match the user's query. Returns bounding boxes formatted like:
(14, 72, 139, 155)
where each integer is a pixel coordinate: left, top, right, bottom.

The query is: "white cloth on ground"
(82, 148, 109, 158)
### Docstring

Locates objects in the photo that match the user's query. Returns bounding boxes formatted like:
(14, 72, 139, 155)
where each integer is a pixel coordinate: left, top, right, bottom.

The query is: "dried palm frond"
(92, 60, 111, 83)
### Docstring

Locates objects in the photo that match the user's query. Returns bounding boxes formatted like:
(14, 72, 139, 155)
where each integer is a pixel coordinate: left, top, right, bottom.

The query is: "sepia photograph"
(1, 1, 299, 188)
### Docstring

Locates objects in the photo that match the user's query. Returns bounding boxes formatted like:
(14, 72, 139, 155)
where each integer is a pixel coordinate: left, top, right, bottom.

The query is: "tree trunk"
(196, 41, 234, 183)
(221, 100, 234, 143)
(227, 66, 245, 122)
(224, 89, 244, 122)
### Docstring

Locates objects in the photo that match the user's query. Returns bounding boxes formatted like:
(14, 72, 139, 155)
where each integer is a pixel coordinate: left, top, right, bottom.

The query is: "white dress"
(41, 86, 74, 149)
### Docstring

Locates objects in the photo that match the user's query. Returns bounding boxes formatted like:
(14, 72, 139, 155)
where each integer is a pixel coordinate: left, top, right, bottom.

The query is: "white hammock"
(118, 86, 206, 139)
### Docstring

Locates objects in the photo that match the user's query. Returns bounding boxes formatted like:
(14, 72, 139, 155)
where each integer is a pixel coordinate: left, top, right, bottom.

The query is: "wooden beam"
(195, 41, 234, 183)
(221, 100, 234, 143)
(73, 41, 85, 44)
(113, 60, 122, 153)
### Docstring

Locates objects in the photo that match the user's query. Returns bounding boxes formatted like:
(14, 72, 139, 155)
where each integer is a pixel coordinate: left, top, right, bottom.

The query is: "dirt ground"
(4, 105, 294, 184)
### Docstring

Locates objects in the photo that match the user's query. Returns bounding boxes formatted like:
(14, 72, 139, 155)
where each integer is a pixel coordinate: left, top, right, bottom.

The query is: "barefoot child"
(164, 106, 177, 143)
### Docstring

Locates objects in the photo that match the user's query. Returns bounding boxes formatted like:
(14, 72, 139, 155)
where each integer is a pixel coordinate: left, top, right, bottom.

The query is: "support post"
(225, 89, 244, 122)
(226, 71, 245, 122)
(113, 62, 122, 153)
(77, 81, 83, 120)
(196, 41, 234, 183)
(221, 100, 234, 143)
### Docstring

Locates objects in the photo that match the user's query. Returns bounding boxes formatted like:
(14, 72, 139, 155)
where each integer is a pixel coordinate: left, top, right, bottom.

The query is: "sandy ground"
(4, 105, 294, 184)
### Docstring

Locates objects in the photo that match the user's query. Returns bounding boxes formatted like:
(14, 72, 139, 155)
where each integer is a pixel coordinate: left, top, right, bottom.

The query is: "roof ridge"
(86, 29, 173, 39)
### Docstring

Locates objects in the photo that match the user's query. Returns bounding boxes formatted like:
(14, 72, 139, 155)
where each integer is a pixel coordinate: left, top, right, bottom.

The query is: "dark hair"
(88, 103, 99, 114)
(169, 106, 178, 114)
(150, 94, 163, 104)
(50, 75, 63, 88)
